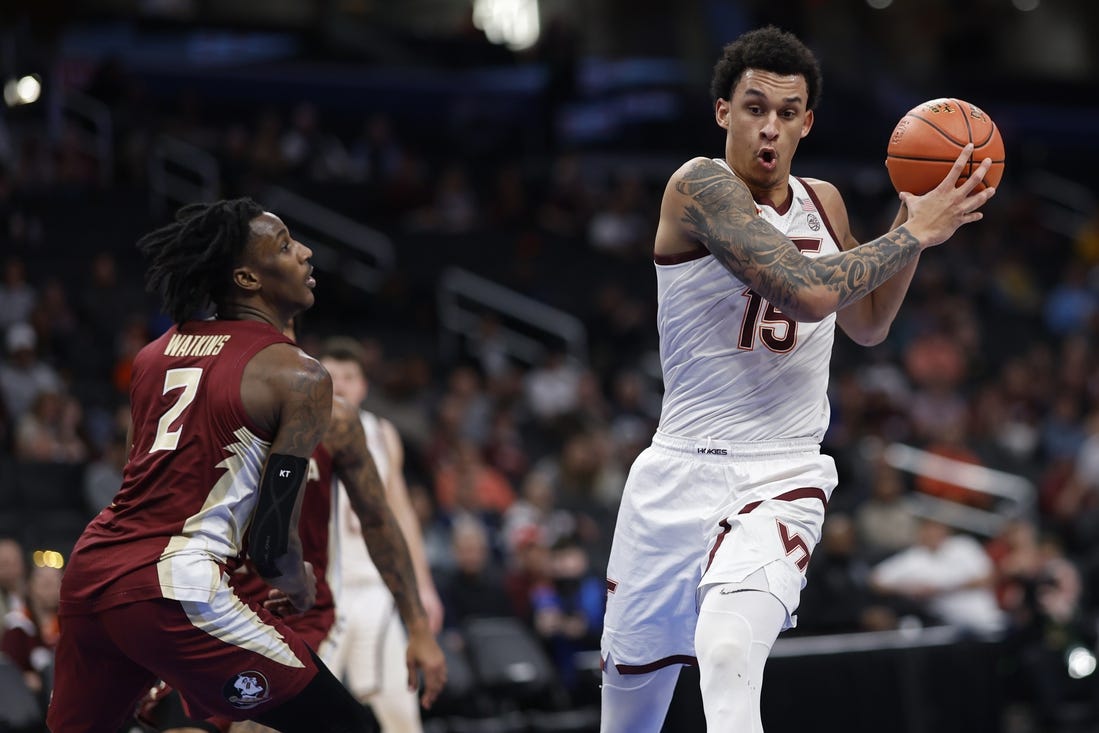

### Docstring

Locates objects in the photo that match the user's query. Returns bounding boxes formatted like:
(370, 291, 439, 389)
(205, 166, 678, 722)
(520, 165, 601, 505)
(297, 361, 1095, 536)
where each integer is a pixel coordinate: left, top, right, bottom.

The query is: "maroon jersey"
(230, 443, 337, 646)
(60, 319, 296, 615)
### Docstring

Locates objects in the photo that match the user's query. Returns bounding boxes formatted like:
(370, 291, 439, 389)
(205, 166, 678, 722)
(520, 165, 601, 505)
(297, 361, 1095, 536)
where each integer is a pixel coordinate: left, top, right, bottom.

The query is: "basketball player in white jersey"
(600, 26, 997, 733)
(318, 338, 444, 733)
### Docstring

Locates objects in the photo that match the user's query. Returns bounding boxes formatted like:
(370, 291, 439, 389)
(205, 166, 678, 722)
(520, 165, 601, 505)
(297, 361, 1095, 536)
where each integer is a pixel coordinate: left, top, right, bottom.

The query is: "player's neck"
(745, 180, 791, 211)
(727, 161, 791, 210)
(216, 301, 286, 332)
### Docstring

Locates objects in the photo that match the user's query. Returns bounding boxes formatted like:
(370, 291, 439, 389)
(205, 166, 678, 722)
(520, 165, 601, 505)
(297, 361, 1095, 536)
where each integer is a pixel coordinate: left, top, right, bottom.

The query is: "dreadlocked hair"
(136, 198, 265, 323)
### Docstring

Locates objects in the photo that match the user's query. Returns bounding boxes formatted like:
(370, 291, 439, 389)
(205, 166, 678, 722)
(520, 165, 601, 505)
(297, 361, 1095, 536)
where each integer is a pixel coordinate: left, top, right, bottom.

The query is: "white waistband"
(651, 431, 819, 459)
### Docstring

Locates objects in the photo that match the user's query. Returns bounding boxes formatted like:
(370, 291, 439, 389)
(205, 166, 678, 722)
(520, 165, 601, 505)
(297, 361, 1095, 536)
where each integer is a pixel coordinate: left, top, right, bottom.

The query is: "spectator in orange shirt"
(434, 438, 515, 517)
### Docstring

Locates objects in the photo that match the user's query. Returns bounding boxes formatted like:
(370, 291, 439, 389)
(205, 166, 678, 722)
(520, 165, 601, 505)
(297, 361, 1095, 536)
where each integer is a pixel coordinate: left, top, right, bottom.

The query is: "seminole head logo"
(222, 670, 272, 709)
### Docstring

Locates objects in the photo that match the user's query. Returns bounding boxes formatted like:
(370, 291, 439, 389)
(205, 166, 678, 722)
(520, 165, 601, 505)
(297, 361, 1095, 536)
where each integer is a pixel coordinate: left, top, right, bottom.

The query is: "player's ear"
(801, 109, 814, 138)
(715, 98, 730, 130)
(232, 265, 261, 293)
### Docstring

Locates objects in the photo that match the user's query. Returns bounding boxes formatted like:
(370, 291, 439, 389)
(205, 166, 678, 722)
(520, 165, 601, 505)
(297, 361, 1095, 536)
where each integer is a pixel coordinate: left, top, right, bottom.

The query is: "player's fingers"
(957, 158, 993, 196)
(962, 186, 996, 213)
(937, 143, 974, 189)
(406, 657, 418, 693)
(421, 667, 446, 709)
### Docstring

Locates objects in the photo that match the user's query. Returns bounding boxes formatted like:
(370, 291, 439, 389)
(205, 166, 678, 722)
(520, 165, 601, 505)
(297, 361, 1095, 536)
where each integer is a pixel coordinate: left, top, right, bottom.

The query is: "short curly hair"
(709, 26, 823, 111)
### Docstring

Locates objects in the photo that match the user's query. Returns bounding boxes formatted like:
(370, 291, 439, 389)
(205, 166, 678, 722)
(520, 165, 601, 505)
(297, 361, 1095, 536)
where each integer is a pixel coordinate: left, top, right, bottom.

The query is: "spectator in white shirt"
(870, 517, 1006, 635)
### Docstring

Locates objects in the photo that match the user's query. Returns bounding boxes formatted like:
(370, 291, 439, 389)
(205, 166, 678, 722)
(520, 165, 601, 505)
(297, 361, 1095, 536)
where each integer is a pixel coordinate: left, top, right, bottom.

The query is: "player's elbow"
(847, 324, 890, 347)
(786, 291, 836, 323)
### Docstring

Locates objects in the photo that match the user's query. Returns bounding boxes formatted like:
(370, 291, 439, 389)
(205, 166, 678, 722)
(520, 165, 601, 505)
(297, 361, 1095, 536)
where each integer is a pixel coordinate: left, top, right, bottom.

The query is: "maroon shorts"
(47, 594, 319, 733)
(286, 604, 336, 652)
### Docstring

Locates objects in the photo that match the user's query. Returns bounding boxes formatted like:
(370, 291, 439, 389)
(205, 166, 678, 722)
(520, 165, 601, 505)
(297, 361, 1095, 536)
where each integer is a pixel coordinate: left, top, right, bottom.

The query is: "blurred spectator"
(362, 353, 434, 453)
(434, 438, 516, 519)
(503, 526, 553, 625)
(408, 163, 480, 233)
(248, 107, 287, 178)
(530, 535, 604, 692)
(55, 121, 99, 185)
(0, 257, 37, 331)
(854, 459, 919, 563)
(0, 538, 26, 627)
(1033, 393, 1085, 461)
(349, 114, 405, 185)
(14, 390, 88, 463)
(796, 514, 898, 635)
(0, 322, 63, 422)
(607, 369, 659, 467)
(913, 421, 992, 510)
(1, 564, 62, 696)
(1043, 260, 1097, 337)
(537, 153, 592, 238)
(424, 393, 468, 474)
(83, 422, 128, 513)
(523, 348, 582, 426)
(486, 162, 530, 230)
(469, 313, 512, 380)
(870, 518, 1006, 635)
(586, 173, 651, 259)
(111, 316, 150, 395)
(27, 277, 78, 367)
(281, 102, 327, 178)
(904, 336, 969, 445)
(482, 405, 530, 487)
(436, 516, 513, 628)
(1047, 410, 1099, 534)
(79, 252, 139, 334)
(502, 471, 577, 553)
(990, 519, 1092, 730)
(407, 481, 455, 576)
(444, 364, 493, 443)
(531, 429, 621, 565)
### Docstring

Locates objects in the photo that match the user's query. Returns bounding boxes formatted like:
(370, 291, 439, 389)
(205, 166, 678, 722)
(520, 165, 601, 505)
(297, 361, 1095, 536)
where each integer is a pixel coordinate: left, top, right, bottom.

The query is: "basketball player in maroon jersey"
(47, 199, 382, 732)
(143, 376, 447, 733)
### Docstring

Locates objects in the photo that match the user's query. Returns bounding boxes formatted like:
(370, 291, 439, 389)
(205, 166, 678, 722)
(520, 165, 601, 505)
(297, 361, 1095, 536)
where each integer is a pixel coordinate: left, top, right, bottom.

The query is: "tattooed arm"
(241, 344, 332, 611)
(806, 179, 918, 345)
(657, 146, 994, 322)
(325, 397, 447, 707)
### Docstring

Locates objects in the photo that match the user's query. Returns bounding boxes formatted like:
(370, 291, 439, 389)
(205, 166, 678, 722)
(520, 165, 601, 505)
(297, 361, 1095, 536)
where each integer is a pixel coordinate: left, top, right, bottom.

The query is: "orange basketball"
(885, 98, 1004, 195)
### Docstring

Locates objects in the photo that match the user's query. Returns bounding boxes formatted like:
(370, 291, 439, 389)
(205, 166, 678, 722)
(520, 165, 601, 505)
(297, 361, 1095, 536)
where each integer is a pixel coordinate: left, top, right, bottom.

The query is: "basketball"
(885, 98, 1004, 196)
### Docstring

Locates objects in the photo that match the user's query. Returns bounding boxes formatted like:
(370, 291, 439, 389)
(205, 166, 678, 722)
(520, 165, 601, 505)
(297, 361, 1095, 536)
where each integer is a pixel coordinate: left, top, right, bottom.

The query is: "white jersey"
(655, 165, 840, 443)
(334, 410, 392, 587)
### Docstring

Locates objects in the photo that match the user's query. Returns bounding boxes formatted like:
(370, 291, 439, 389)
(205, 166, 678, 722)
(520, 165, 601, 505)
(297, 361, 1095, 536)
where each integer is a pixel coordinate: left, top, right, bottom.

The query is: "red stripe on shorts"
(704, 487, 828, 572)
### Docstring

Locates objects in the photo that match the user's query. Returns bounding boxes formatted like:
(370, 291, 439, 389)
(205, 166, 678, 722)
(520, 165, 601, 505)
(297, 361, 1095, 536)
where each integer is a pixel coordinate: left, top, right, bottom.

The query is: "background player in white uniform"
(319, 338, 444, 733)
(599, 26, 997, 733)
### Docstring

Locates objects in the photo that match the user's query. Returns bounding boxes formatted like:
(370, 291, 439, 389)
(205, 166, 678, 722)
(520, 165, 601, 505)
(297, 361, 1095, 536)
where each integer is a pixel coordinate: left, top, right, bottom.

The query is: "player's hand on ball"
(901, 144, 997, 248)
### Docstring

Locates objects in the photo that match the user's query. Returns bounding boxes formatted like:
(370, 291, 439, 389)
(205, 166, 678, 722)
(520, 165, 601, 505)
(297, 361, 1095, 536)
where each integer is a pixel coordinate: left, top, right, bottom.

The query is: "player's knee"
(696, 609, 753, 674)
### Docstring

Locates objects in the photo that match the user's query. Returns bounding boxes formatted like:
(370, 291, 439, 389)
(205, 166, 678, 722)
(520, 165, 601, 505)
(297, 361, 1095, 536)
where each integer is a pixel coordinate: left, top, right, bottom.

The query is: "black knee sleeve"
(252, 650, 380, 733)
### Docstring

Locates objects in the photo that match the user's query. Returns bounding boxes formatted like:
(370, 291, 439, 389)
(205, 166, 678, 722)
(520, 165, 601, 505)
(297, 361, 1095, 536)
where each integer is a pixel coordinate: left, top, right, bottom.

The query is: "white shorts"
(324, 581, 410, 699)
(601, 432, 836, 673)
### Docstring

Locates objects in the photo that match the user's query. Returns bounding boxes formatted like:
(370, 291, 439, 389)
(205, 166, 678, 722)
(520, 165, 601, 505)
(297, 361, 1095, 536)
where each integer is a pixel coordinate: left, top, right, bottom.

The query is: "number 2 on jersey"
(151, 367, 203, 452)
(737, 238, 822, 353)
